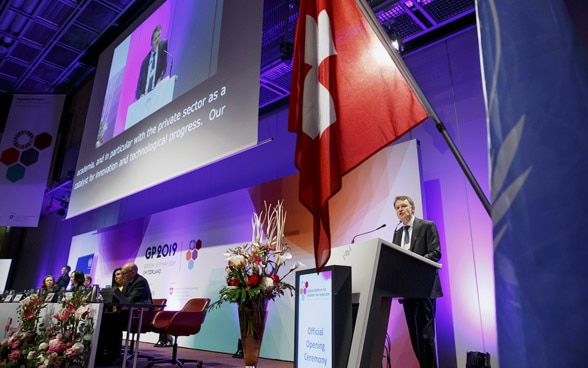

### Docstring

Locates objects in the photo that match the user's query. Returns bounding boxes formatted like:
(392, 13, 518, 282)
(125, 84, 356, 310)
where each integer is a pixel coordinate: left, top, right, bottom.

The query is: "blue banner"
(478, 1, 588, 367)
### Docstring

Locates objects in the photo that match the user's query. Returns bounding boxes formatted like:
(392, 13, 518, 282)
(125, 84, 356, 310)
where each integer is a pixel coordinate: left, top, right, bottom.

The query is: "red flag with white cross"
(288, 0, 427, 271)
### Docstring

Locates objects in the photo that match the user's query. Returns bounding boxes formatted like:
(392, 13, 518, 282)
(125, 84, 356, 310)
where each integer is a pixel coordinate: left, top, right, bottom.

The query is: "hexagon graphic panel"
(6, 164, 26, 182)
(34, 132, 53, 150)
(21, 148, 39, 166)
(1, 147, 20, 166)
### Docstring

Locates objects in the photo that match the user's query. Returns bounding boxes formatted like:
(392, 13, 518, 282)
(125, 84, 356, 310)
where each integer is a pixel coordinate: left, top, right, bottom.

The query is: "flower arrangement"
(210, 201, 304, 309)
(0, 289, 94, 368)
(210, 200, 304, 366)
(16, 293, 45, 334)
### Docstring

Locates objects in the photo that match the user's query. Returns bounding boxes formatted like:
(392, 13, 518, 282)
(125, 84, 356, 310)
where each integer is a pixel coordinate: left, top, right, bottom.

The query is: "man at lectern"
(393, 195, 443, 368)
(136, 24, 168, 100)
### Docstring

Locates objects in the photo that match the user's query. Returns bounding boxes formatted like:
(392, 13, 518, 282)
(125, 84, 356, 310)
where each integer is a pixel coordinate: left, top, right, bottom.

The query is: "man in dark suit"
(135, 24, 168, 100)
(121, 262, 153, 303)
(96, 263, 153, 365)
(56, 265, 71, 291)
(393, 195, 443, 368)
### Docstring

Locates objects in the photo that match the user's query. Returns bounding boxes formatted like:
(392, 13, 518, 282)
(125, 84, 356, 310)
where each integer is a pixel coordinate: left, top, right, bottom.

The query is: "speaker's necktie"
(403, 225, 410, 246)
(148, 53, 155, 91)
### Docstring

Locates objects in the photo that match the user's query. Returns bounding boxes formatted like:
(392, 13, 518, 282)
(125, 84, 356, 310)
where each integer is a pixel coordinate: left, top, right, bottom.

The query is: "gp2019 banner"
(0, 95, 65, 227)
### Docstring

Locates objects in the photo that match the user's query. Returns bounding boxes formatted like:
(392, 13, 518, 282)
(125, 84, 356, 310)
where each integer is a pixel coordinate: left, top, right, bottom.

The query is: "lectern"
(126, 75, 177, 129)
(326, 238, 441, 368)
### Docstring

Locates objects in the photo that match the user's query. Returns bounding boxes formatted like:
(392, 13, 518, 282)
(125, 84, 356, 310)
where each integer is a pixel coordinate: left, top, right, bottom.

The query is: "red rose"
(270, 275, 279, 283)
(247, 274, 260, 286)
(229, 278, 239, 286)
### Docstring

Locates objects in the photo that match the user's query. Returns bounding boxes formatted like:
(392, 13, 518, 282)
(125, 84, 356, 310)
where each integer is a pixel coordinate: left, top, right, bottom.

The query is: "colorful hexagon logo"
(185, 239, 202, 270)
(0, 130, 53, 182)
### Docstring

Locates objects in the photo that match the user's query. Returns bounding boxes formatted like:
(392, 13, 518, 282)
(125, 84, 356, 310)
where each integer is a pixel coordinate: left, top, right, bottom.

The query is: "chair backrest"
(152, 298, 167, 310)
(165, 298, 210, 336)
(180, 298, 210, 313)
(132, 298, 168, 333)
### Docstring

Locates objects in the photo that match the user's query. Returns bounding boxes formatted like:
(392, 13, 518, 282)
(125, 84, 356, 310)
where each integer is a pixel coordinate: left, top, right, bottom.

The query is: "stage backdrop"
(66, 139, 422, 361)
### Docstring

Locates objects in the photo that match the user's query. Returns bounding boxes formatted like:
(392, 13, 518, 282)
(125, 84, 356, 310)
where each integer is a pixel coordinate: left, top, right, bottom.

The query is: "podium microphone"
(351, 224, 386, 244)
(164, 50, 174, 76)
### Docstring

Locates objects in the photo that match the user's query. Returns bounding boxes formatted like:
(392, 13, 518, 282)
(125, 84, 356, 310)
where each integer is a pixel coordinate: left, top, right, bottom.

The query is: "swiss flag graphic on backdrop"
(288, 0, 428, 271)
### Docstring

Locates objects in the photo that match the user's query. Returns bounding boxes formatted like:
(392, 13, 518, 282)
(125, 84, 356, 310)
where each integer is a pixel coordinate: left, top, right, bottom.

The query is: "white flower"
(27, 351, 35, 360)
(39, 342, 49, 350)
(228, 255, 246, 267)
(75, 304, 91, 321)
(260, 276, 274, 290)
(291, 261, 305, 271)
(252, 212, 263, 244)
(276, 251, 292, 266)
(20, 296, 32, 306)
(71, 341, 85, 353)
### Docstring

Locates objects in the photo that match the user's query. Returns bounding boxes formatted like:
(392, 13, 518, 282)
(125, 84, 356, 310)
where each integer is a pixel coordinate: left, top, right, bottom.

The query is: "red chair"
(146, 298, 210, 368)
(126, 298, 167, 361)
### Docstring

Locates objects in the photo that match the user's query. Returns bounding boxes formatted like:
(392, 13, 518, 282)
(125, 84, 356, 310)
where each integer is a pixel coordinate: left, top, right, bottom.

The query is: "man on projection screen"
(393, 195, 443, 368)
(136, 24, 168, 100)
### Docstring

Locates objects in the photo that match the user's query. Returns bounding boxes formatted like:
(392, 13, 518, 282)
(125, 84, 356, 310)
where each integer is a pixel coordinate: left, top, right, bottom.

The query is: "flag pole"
(356, 0, 492, 216)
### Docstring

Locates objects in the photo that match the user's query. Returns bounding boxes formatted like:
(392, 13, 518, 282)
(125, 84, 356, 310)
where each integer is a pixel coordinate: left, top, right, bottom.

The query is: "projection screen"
(68, 0, 263, 218)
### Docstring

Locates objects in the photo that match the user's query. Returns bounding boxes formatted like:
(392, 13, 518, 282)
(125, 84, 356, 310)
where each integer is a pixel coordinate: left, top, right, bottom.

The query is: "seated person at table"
(111, 267, 125, 291)
(104, 268, 124, 312)
(41, 275, 59, 301)
(121, 262, 152, 304)
(41, 275, 59, 292)
(84, 274, 92, 288)
(56, 265, 71, 290)
(96, 263, 153, 365)
(69, 270, 85, 292)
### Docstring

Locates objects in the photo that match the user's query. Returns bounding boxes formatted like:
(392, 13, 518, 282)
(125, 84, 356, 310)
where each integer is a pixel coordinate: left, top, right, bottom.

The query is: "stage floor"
(101, 344, 295, 367)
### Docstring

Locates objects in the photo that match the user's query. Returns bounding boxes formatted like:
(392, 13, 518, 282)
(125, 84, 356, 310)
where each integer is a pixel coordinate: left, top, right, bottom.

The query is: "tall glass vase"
(237, 298, 268, 367)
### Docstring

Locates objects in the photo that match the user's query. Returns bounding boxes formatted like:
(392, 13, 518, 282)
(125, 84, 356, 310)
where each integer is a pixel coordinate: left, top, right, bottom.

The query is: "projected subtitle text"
(73, 85, 229, 190)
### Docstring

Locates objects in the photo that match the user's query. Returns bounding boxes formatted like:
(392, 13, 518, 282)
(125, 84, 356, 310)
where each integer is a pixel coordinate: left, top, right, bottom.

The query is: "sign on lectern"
(294, 265, 353, 368)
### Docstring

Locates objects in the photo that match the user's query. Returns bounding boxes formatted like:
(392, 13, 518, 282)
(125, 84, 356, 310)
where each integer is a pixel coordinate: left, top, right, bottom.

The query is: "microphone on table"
(351, 224, 386, 244)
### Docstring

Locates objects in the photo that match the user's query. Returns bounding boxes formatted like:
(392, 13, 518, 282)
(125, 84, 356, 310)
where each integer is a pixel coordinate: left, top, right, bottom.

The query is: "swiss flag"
(288, 0, 428, 271)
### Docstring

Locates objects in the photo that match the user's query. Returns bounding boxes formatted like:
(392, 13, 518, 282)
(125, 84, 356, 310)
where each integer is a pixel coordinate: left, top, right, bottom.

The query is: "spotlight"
(389, 33, 404, 53)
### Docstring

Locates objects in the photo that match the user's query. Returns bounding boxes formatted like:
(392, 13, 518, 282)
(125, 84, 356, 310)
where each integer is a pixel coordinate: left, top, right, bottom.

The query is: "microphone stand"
(351, 224, 386, 244)
(164, 50, 174, 76)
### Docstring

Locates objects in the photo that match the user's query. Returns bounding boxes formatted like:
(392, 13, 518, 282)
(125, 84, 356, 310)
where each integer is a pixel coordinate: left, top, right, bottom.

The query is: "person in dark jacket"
(393, 195, 443, 368)
(56, 265, 71, 290)
(121, 262, 152, 304)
